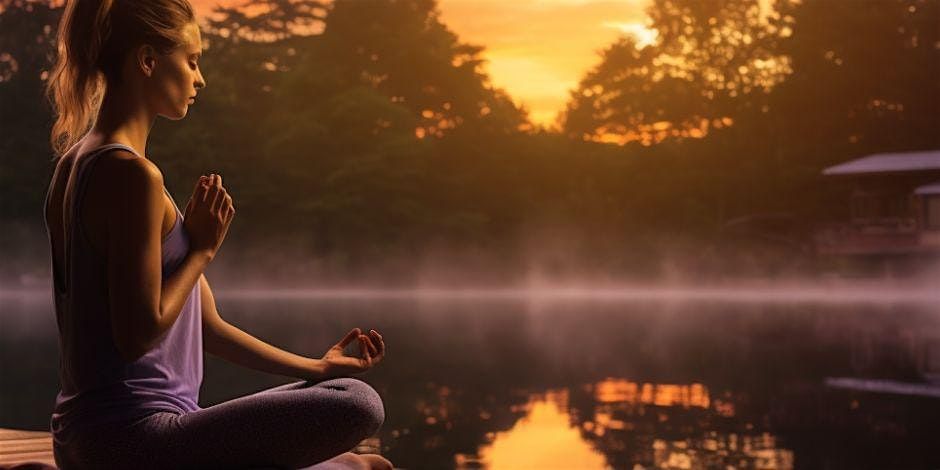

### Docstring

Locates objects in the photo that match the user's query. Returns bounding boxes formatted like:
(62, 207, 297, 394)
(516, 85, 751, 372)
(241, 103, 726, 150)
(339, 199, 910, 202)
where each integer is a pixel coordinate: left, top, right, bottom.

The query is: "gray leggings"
(53, 378, 386, 469)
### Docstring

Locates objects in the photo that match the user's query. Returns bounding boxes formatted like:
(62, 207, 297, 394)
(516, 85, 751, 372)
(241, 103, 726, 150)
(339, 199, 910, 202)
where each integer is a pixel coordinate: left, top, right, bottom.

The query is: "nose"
(195, 67, 206, 90)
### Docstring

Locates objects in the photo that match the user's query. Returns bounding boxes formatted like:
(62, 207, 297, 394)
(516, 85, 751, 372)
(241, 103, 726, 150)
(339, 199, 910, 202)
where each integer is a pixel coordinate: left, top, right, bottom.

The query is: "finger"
(206, 189, 219, 213)
(194, 175, 206, 193)
(205, 174, 219, 202)
(337, 328, 361, 348)
(361, 335, 379, 356)
(370, 330, 385, 355)
(363, 337, 379, 365)
(371, 343, 383, 364)
(210, 187, 226, 214)
(221, 194, 234, 219)
(358, 337, 372, 366)
(196, 176, 210, 202)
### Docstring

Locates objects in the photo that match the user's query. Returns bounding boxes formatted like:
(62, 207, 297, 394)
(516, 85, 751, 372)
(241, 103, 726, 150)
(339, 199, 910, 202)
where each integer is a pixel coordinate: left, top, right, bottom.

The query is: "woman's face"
(148, 21, 206, 120)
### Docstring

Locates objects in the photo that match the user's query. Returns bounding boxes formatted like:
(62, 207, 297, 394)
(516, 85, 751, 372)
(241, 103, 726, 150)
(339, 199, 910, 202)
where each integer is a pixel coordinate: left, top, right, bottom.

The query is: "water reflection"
(471, 390, 608, 469)
(4, 296, 940, 468)
(592, 379, 711, 409)
(448, 379, 792, 469)
(574, 378, 793, 469)
(652, 433, 793, 469)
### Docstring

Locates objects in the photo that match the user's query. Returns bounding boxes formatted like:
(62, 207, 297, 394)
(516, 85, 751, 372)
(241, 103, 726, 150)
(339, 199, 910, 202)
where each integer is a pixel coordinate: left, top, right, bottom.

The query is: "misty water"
(3, 287, 940, 469)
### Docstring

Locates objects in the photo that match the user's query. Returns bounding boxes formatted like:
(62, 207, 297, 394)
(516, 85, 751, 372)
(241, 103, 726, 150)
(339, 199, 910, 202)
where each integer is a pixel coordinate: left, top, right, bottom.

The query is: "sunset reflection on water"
(593, 379, 711, 408)
(5, 297, 938, 468)
(471, 390, 607, 469)
(456, 378, 793, 469)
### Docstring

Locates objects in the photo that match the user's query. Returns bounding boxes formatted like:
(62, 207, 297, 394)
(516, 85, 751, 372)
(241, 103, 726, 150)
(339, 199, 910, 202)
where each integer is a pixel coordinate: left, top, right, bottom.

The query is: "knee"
(348, 379, 385, 436)
(327, 378, 385, 438)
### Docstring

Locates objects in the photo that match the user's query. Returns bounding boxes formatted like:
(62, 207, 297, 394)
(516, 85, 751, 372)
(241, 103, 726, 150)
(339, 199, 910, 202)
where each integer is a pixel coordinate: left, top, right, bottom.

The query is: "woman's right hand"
(183, 173, 234, 260)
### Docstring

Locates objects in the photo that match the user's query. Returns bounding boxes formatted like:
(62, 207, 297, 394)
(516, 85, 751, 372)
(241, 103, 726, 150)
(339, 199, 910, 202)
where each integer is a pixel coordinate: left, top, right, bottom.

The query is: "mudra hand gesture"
(320, 328, 385, 378)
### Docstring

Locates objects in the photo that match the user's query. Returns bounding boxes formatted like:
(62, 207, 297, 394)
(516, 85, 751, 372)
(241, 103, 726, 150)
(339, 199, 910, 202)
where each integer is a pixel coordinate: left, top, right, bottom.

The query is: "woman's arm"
(105, 156, 214, 362)
(199, 274, 328, 380)
(199, 274, 387, 380)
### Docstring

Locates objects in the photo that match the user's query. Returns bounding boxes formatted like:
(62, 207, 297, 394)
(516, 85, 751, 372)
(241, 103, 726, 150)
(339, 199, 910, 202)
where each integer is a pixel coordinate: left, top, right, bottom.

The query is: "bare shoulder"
(82, 150, 166, 222)
(93, 150, 164, 192)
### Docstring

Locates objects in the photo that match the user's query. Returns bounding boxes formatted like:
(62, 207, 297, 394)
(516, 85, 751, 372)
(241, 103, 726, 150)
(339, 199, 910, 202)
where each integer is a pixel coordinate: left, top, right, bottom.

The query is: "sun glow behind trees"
(189, 0, 792, 143)
(191, 0, 658, 129)
(561, 0, 796, 146)
(2, 0, 937, 285)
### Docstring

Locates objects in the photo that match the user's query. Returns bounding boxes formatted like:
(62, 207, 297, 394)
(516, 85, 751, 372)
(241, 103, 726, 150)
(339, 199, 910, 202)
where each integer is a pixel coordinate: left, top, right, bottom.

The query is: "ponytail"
(45, 0, 112, 158)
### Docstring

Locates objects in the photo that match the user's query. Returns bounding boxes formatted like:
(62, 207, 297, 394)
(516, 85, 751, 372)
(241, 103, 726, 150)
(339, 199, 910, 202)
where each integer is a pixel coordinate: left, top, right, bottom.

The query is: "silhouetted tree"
(561, 0, 793, 146)
(321, 0, 528, 139)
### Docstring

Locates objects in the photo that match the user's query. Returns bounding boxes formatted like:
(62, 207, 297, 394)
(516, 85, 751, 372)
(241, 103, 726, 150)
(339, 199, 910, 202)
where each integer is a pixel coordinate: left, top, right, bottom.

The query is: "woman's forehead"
(181, 22, 203, 51)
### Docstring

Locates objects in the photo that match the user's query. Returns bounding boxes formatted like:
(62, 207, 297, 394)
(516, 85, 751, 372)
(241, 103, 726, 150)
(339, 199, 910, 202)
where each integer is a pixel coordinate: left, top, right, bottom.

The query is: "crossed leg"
(137, 378, 387, 469)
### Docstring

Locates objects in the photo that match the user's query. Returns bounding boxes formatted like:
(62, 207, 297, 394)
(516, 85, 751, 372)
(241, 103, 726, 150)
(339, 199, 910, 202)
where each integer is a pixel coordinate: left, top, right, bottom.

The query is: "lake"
(3, 287, 940, 469)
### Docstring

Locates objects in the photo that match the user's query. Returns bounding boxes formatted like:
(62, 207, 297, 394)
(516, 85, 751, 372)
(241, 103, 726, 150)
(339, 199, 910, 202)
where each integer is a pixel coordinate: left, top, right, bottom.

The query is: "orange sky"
(436, 0, 653, 128)
(191, 0, 653, 128)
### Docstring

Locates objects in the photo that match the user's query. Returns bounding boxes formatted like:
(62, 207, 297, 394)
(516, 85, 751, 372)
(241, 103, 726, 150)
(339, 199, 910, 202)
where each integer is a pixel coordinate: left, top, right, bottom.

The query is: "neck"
(89, 83, 155, 157)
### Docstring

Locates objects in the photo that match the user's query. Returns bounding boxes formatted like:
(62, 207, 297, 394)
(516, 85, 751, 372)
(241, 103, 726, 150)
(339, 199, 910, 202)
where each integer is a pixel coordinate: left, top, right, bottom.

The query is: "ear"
(136, 44, 158, 78)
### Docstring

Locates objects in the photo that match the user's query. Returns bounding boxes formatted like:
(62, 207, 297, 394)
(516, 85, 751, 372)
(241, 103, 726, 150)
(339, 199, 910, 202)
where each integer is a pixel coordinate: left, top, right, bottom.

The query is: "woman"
(42, 1, 392, 468)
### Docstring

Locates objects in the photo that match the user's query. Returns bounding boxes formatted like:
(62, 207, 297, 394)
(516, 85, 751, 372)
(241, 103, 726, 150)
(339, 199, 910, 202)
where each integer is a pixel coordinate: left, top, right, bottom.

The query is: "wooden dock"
(0, 428, 56, 469)
(0, 428, 386, 469)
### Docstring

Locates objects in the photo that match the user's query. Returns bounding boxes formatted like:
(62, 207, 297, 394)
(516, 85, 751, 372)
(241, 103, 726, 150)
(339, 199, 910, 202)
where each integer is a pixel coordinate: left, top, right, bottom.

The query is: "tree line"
(1, 0, 937, 285)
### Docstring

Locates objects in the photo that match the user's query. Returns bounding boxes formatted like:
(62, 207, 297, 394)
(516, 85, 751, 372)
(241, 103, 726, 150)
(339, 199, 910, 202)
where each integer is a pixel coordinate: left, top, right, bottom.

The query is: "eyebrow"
(190, 51, 202, 58)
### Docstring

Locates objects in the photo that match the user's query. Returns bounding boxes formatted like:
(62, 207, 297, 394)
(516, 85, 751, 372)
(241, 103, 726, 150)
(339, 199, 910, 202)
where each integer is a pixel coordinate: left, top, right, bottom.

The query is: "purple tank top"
(44, 143, 203, 444)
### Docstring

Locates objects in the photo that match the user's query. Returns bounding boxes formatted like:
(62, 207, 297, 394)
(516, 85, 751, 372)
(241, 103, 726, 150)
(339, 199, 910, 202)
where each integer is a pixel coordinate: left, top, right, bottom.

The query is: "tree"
(768, 0, 940, 167)
(321, 0, 528, 139)
(0, 0, 59, 219)
(561, 0, 794, 146)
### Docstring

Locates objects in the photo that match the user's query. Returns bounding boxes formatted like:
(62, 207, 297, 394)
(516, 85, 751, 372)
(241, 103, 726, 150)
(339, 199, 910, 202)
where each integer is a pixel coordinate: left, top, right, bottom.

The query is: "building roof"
(915, 181, 940, 195)
(822, 150, 940, 175)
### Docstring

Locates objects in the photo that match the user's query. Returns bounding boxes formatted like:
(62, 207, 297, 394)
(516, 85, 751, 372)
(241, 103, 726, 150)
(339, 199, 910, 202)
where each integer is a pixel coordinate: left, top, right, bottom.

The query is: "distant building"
(815, 150, 940, 257)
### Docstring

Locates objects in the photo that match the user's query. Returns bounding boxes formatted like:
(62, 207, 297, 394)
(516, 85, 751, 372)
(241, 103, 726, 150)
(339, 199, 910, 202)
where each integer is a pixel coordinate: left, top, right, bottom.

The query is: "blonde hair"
(44, 0, 196, 158)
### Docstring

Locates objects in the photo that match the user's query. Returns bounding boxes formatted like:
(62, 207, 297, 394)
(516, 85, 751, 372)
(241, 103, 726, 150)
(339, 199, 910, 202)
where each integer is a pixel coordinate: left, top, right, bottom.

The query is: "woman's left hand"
(318, 328, 386, 378)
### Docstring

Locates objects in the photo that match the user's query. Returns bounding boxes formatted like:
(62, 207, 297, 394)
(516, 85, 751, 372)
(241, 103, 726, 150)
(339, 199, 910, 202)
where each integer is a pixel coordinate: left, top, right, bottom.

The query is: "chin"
(159, 108, 188, 121)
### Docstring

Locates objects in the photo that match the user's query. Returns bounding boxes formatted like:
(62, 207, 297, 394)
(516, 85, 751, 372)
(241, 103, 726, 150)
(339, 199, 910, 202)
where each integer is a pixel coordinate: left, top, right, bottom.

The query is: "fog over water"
(4, 277, 940, 468)
(6, 279, 940, 303)
(4, 246, 940, 469)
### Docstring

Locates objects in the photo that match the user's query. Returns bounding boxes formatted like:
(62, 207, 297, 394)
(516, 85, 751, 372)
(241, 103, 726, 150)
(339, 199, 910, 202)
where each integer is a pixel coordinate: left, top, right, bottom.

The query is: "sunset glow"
(191, 0, 654, 128)
(437, 0, 653, 128)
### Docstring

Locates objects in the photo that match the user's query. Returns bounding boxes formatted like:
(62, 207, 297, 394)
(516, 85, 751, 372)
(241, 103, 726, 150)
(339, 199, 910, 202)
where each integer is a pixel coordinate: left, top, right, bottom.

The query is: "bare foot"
(301, 452, 393, 470)
(359, 454, 393, 470)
